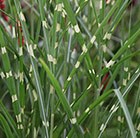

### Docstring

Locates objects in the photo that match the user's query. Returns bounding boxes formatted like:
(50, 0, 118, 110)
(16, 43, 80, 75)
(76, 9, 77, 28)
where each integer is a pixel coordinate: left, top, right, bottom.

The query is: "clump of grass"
(0, 0, 140, 138)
